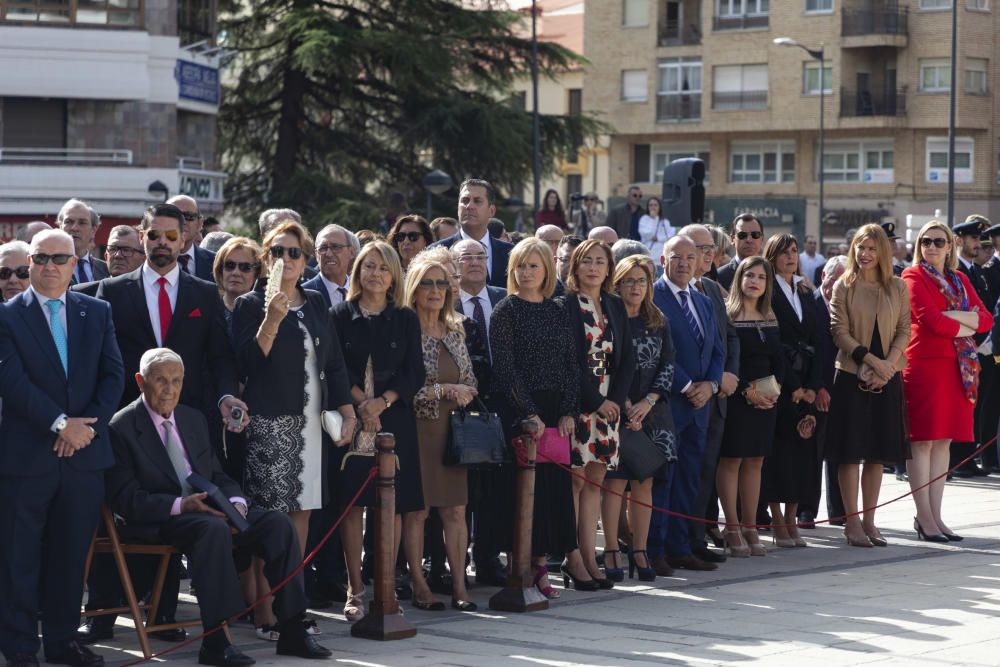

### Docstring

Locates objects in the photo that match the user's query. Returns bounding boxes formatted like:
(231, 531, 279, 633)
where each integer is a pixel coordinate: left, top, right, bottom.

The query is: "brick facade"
(67, 101, 177, 169)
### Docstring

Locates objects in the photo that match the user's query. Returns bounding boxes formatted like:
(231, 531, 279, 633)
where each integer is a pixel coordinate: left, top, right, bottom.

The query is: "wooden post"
(489, 420, 549, 612)
(351, 433, 417, 640)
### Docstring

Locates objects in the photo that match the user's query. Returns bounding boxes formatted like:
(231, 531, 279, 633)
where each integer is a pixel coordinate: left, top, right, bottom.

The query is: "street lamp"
(775, 37, 826, 248)
(422, 169, 453, 219)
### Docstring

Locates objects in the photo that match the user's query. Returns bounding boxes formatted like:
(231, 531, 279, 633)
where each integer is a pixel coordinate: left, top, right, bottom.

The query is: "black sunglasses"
(270, 246, 303, 260)
(146, 229, 180, 242)
(920, 237, 947, 249)
(737, 231, 763, 240)
(181, 212, 200, 221)
(0, 266, 29, 280)
(31, 253, 73, 266)
(417, 279, 451, 290)
(396, 231, 425, 243)
(224, 260, 259, 273)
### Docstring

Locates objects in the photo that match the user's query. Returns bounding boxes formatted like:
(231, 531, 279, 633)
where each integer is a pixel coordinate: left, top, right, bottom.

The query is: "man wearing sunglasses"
(0, 228, 125, 667)
(430, 178, 513, 289)
(57, 199, 110, 286)
(165, 195, 217, 283)
(302, 224, 359, 308)
(607, 186, 643, 242)
(73, 226, 147, 297)
(0, 240, 32, 302)
(716, 214, 765, 291)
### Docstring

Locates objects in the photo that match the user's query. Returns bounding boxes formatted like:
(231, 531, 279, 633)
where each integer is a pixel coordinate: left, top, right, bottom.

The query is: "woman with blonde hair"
(825, 224, 910, 547)
(213, 236, 262, 336)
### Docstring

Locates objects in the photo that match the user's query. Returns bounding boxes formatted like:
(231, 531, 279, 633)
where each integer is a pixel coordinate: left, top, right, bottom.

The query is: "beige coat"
(829, 276, 911, 373)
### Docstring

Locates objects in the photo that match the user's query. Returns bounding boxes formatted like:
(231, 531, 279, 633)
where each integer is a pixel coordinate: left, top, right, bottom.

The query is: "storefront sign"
(175, 60, 220, 106)
(178, 168, 226, 213)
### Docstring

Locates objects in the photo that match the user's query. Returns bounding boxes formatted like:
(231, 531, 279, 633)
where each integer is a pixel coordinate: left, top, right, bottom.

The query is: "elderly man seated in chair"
(105, 348, 331, 667)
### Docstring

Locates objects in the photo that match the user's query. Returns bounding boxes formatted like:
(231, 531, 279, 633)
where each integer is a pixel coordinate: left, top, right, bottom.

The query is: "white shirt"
(459, 285, 494, 339)
(777, 274, 805, 322)
(181, 246, 197, 274)
(799, 251, 826, 283)
(27, 285, 68, 334)
(319, 273, 350, 307)
(75, 254, 94, 282)
(459, 227, 493, 279)
(958, 255, 974, 271)
(664, 275, 704, 337)
(142, 263, 180, 346)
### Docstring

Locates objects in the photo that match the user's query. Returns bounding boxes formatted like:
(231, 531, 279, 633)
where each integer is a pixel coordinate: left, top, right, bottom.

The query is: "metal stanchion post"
(351, 433, 417, 640)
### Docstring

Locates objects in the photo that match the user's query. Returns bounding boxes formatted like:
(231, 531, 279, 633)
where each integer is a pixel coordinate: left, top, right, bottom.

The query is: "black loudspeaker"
(661, 158, 705, 226)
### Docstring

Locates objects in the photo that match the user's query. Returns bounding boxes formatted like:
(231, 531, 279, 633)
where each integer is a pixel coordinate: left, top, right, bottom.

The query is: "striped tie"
(679, 290, 704, 347)
(46, 299, 68, 374)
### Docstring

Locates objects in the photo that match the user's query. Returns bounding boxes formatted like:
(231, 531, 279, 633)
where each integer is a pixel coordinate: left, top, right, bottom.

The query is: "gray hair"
(57, 198, 99, 227)
(0, 240, 31, 262)
(200, 231, 234, 253)
(258, 208, 302, 237)
(450, 238, 486, 260)
(30, 228, 75, 254)
(315, 224, 360, 255)
(139, 348, 185, 378)
(823, 254, 848, 279)
(611, 239, 650, 264)
(108, 225, 139, 240)
(15, 221, 50, 242)
(678, 223, 710, 238)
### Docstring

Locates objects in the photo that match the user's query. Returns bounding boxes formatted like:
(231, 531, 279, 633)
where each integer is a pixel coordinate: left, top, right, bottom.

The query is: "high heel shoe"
(723, 528, 750, 558)
(844, 528, 873, 548)
(942, 531, 963, 542)
(627, 549, 656, 582)
(771, 533, 796, 549)
(787, 523, 807, 548)
(533, 565, 560, 599)
(706, 526, 726, 549)
(560, 565, 600, 591)
(863, 527, 888, 547)
(741, 528, 767, 556)
(913, 517, 949, 543)
(602, 550, 625, 582)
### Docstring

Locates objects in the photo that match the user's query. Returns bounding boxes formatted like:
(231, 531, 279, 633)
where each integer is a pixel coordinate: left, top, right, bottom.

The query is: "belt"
(588, 351, 609, 376)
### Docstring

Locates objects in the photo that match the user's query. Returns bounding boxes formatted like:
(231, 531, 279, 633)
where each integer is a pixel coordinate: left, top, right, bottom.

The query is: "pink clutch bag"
(535, 427, 570, 465)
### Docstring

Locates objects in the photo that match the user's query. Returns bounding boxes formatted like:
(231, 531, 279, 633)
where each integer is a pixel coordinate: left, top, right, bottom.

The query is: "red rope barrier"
(119, 465, 378, 667)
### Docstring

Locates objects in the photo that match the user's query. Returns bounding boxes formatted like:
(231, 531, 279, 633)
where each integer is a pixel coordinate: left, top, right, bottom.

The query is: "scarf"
(919, 261, 980, 403)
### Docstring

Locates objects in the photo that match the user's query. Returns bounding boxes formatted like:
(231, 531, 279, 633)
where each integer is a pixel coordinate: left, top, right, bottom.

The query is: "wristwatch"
(709, 381, 720, 395)
(644, 395, 657, 408)
(55, 416, 68, 433)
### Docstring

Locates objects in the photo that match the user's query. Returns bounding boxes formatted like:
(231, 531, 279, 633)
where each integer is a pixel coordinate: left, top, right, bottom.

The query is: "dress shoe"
(666, 554, 718, 571)
(971, 465, 990, 477)
(150, 627, 188, 642)
(198, 644, 255, 667)
(276, 634, 332, 660)
(649, 556, 675, 577)
(8, 653, 39, 667)
(691, 545, 727, 563)
(796, 512, 816, 529)
(895, 472, 909, 482)
(44, 641, 104, 667)
(76, 620, 114, 645)
(951, 469, 974, 479)
(427, 573, 453, 595)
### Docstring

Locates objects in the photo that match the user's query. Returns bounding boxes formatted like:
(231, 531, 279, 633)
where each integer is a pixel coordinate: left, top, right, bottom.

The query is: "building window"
(624, 0, 649, 26)
(712, 64, 768, 109)
(656, 59, 702, 121)
(967, 0, 988, 9)
(1, 97, 66, 149)
(805, 0, 834, 12)
(730, 143, 796, 183)
(819, 142, 894, 183)
(803, 61, 833, 95)
(926, 137, 974, 183)
(178, 0, 215, 46)
(622, 70, 649, 102)
(566, 174, 583, 202)
(965, 59, 988, 95)
(714, 0, 769, 29)
(510, 91, 527, 110)
(920, 59, 951, 92)
(918, 0, 951, 8)
(634, 144, 652, 182)
(567, 89, 583, 116)
(652, 147, 711, 184)
(0, 0, 142, 26)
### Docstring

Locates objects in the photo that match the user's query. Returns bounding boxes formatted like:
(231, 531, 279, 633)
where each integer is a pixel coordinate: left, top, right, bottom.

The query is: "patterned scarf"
(919, 261, 980, 403)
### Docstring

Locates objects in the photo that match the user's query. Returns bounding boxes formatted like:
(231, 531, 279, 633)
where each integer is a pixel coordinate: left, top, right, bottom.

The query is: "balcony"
(0, 0, 144, 28)
(712, 90, 767, 110)
(658, 0, 702, 46)
(839, 88, 906, 118)
(713, 13, 768, 31)
(658, 20, 702, 46)
(0, 147, 133, 165)
(656, 94, 702, 122)
(841, 7, 908, 48)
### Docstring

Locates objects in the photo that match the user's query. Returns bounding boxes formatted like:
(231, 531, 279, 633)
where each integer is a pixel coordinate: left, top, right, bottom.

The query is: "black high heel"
(603, 550, 625, 582)
(627, 549, 656, 582)
(560, 565, 600, 591)
(706, 526, 725, 549)
(914, 517, 949, 543)
(942, 531, 963, 542)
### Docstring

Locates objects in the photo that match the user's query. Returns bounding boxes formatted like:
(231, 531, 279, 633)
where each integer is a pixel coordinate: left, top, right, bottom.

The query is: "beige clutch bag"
(748, 375, 781, 399)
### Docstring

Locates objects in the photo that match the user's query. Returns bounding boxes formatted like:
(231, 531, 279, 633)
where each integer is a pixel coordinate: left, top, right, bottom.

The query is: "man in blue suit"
(650, 235, 724, 572)
(0, 229, 125, 667)
(430, 178, 513, 289)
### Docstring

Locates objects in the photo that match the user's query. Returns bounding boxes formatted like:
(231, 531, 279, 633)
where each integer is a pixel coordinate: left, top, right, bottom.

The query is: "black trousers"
(470, 465, 514, 567)
(83, 552, 181, 627)
(306, 503, 347, 592)
(690, 399, 725, 545)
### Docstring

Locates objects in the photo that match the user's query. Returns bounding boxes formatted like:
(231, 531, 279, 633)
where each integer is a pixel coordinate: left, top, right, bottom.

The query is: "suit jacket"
(95, 267, 238, 411)
(771, 279, 822, 392)
(187, 245, 217, 283)
(106, 399, 242, 540)
(0, 290, 125, 476)
(431, 232, 513, 289)
(981, 255, 1000, 312)
(698, 276, 739, 419)
(69, 257, 110, 287)
(606, 204, 638, 241)
(715, 256, 739, 292)
(301, 273, 332, 308)
(71, 280, 101, 297)
(814, 293, 836, 391)
(454, 285, 506, 395)
(959, 260, 992, 344)
(652, 276, 724, 431)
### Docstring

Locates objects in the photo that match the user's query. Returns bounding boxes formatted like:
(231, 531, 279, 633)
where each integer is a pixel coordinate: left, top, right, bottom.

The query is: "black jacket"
(771, 279, 821, 393)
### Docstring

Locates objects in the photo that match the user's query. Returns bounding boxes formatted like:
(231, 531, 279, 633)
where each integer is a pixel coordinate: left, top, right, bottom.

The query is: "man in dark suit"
(301, 224, 358, 309)
(979, 220, 1000, 472)
(57, 199, 110, 285)
(716, 214, 765, 291)
(651, 235, 724, 572)
(605, 186, 643, 241)
(0, 228, 125, 667)
(72, 225, 147, 297)
(166, 196, 217, 283)
(430, 179, 513, 289)
(106, 348, 330, 666)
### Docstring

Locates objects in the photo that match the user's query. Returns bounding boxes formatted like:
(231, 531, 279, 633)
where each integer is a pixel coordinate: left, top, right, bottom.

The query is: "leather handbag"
(748, 375, 781, 400)
(321, 411, 343, 440)
(444, 397, 508, 467)
(619, 427, 667, 481)
(535, 427, 570, 465)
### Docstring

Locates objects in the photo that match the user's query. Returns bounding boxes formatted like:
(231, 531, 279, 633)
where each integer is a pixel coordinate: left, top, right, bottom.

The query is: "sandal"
(451, 599, 478, 612)
(344, 587, 366, 622)
(411, 598, 446, 611)
(533, 565, 561, 599)
(254, 624, 280, 641)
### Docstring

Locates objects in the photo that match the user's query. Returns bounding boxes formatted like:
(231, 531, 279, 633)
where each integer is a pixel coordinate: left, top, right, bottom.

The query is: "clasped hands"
(53, 417, 98, 458)
(861, 355, 896, 391)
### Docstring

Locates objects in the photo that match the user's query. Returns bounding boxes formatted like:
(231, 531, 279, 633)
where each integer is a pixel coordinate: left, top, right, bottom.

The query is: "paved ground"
(91, 473, 1000, 666)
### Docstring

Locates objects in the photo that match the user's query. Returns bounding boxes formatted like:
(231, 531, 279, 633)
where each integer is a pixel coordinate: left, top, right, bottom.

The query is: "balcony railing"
(712, 90, 768, 110)
(656, 93, 702, 122)
(0, 0, 144, 27)
(0, 147, 134, 165)
(842, 7, 908, 36)
(713, 13, 769, 31)
(658, 20, 702, 46)
(839, 88, 906, 117)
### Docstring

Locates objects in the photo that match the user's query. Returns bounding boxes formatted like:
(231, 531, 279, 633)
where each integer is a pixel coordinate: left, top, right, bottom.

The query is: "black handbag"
(444, 397, 509, 467)
(619, 427, 667, 480)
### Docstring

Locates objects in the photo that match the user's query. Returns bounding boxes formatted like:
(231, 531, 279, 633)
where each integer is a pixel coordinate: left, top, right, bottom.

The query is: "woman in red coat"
(902, 220, 993, 542)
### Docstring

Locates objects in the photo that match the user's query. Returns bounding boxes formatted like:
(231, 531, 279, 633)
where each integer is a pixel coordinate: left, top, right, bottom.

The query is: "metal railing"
(839, 88, 906, 117)
(712, 90, 768, 110)
(713, 13, 769, 31)
(658, 20, 702, 46)
(842, 6, 908, 36)
(0, 147, 134, 165)
(656, 93, 702, 122)
(177, 156, 207, 170)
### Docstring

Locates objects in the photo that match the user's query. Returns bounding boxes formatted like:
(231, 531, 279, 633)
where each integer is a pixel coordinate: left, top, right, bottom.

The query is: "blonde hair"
(843, 223, 894, 289)
(507, 238, 557, 298)
(213, 236, 262, 287)
(613, 255, 665, 331)
(347, 241, 404, 304)
(912, 219, 958, 270)
(403, 255, 463, 333)
(725, 256, 774, 320)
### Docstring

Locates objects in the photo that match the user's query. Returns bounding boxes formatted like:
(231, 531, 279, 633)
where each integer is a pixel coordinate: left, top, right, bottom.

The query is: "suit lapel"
(132, 400, 184, 492)
(65, 292, 89, 381)
(166, 273, 196, 344)
(174, 407, 209, 477)
(18, 294, 66, 380)
(126, 271, 158, 344)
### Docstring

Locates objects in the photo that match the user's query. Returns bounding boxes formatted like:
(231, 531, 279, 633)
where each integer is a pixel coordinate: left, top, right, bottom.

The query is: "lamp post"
(531, 0, 541, 215)
(945, 0, 957, 227)
(422, 169, 453, 220)
(775, 37, 825, 248)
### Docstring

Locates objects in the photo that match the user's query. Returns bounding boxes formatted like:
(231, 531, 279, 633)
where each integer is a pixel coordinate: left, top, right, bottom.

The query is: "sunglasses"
(417, 279, 451, 290)
(181, 212, 200, 221)
(107, 245, 144, 258)
(224, 260, 259, 273)
(920, 237, 948, 249)
(31, 253, 73, 266)
(737, 231, 763, 240)
(396, 232, 424, 243)
(146, 229, 180, 242)
(270, 246, 303, 260)
(0, 266, 29, 280)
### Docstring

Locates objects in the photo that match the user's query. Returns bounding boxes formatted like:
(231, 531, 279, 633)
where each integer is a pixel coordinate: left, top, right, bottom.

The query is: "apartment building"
(0, 0, 225, 243)
(584, 0, 1000, 243)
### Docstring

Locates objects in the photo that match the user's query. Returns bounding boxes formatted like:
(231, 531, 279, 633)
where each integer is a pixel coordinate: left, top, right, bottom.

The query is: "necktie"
(694, 278, 704, 294)
(178, 254, 191, 274)
(76, 257, 89, 284)
(46, 299, 68, 374)
(679, 290, 704, 347)
(337, 286, 347, 303)
(481, 241, 490, 279)
(471, 296, 490, 361)
(157, 277, 172, 344)
(162, 420, 193, 496)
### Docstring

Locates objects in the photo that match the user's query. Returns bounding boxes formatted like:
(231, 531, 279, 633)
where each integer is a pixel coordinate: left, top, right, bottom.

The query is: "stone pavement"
(91, 473, 1000, 666)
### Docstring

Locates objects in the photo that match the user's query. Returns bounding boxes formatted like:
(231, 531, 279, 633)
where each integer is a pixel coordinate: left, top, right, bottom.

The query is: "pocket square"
(188, 308, 202, 318)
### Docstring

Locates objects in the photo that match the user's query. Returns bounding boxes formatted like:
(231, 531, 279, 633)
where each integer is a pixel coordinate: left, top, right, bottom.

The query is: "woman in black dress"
(490, 238, 595, 596)
(718, 257, 785, 557)
(330, 241, 425, 622)
(762, 234, 821, 549)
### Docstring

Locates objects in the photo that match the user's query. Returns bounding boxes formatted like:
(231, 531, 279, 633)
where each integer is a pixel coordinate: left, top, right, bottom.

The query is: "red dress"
(901, 266, 993, 441)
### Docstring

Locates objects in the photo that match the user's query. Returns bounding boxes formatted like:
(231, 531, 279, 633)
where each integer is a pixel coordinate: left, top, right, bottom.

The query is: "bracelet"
(644, 395, 656, 407)
(258, 328, 278, 339)
(434, 383, 442, 400)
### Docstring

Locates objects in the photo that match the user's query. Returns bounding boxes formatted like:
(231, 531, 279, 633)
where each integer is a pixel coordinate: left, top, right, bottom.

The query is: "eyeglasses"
(619, 277, 648, 288)
(224, 260, 259, 273)
(270, 246, 303, 260)
(395, 232, 424, 243)
(317, 243, 349, 254)
(417, 279, 451, 290)
(920, 237, 948, 249)
(0, 266, 29, 280)
(146, 229, 180, 242)
(181, 212, 200, 221)
(458, 253, 487, 263)
(107, 245, 144, 258)
(629, 192, 642, 199)
(31, 253, 73, 266)
(736, 231, 763, 240)
(696, 244, 717, 254)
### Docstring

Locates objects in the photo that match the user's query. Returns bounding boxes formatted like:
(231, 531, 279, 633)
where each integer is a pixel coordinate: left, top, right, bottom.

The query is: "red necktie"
(178, 254, 191, 274)
(157, 276, 172, 344)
